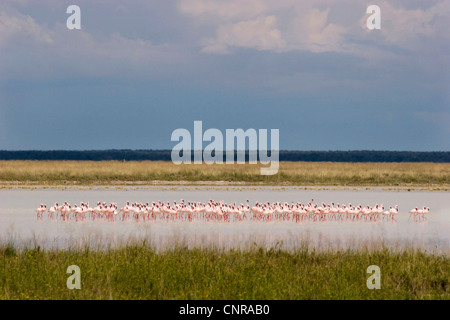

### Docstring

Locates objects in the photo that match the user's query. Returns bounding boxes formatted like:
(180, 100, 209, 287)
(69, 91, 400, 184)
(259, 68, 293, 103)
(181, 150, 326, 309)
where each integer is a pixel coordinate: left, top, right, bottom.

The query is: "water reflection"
(0, 187, 448, 253)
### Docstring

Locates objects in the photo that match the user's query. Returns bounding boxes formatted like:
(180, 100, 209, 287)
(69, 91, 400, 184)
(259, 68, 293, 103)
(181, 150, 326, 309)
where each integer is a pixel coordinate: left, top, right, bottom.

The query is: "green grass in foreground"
(0, 244, 448, 300)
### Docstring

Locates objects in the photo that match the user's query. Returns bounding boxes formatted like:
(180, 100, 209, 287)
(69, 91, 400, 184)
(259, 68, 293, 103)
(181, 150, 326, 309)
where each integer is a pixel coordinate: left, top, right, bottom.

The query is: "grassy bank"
(0, 160, 449, 187)
(0, 244, 448, 300)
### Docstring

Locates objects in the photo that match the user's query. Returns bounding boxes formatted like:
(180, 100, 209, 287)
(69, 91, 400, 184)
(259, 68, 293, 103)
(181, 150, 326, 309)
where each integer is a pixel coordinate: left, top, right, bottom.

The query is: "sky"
(0, 0, 449, 151)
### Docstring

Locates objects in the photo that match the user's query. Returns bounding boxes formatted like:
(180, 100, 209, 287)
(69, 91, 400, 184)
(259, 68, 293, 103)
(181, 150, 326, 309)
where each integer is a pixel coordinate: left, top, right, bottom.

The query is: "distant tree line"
(0, 150, 449, 162)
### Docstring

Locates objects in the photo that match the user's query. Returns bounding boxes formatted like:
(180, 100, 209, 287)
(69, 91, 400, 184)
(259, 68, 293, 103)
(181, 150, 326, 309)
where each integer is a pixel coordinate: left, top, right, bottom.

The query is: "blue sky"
(0, 0, 449, 151)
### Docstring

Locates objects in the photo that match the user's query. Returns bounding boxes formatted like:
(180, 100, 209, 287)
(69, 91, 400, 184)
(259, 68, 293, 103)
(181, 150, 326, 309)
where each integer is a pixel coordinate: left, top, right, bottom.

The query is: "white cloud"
(178, 0, 267, 20)
(201, 15, 286, 54)
(361, 1, 450, 46)
(290, 8, 348, 53)
(0, 0, 447, 90)
(179, 0, 351, 54)
(0, 7, 186, 80)
(179, 0, 449, 56)
(0, 9, 53, 45)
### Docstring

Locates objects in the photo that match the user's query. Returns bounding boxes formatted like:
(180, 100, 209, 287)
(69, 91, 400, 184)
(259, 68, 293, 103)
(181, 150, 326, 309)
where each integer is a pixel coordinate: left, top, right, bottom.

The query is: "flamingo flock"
(408, 206, 430, 222)
(35, 199, 429, 223)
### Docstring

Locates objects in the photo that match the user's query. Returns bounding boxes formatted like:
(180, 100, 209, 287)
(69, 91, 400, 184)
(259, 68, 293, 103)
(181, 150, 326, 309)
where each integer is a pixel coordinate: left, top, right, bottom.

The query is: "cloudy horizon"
(1, 0, 449, 151)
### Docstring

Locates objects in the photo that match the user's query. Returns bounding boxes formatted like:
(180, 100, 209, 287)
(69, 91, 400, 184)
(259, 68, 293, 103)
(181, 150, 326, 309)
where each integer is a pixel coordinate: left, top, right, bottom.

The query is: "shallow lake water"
(0, 186, 449, 253)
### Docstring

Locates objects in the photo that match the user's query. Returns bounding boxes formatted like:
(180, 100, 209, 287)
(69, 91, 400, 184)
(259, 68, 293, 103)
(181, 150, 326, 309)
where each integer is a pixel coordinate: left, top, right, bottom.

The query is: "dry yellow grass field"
(0, 160, 449, 187)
